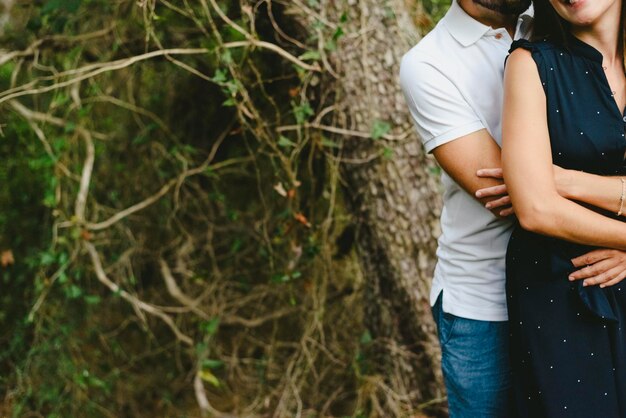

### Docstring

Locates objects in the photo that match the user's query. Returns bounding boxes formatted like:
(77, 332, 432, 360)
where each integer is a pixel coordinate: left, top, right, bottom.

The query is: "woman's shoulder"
(509, 38, 561, 56)
(506, 44, 540, 79)
(505, 40, 547, 88)
(507, 38, 565, 80)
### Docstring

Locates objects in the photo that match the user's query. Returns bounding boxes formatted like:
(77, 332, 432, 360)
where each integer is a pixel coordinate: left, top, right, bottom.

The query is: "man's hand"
(476, 165, 575, 216)
(475, 168, 514, 217)
(570, 249, 626, 288)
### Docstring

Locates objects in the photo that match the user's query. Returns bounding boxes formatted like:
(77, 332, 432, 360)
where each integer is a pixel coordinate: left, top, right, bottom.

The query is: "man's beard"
(473, 0, 532, 15)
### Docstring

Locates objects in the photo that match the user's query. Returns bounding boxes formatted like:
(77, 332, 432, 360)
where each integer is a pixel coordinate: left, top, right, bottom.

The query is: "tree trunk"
(308, 0, 446, 415)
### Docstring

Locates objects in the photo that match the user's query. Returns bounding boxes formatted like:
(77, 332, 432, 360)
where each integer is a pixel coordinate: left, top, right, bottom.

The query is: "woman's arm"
(502, 48, 626, 250)
(474, 166, 624, 216)
(556, 169, 624, 215)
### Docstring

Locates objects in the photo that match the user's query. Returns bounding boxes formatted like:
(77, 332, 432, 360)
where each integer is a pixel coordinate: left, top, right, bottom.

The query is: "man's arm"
(398, 55, 511, 218)
(432, 129, 512, 218)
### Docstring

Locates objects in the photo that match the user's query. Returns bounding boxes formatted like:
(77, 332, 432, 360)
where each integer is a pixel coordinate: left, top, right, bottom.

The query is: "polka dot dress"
(507, 37, 626, 418)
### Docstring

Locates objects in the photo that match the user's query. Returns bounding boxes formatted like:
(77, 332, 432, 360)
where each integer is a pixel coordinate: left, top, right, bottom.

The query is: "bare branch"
(75, 130, 95, 222)
(84, 241, 194, 346)
(223, 41, 321, 72)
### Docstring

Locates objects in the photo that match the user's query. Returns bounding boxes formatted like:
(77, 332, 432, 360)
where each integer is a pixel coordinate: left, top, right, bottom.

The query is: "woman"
(502, 0, 626, 416)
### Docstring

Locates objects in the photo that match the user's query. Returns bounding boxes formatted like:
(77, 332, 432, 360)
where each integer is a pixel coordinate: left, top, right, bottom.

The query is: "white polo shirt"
(399, 0, 533, 321)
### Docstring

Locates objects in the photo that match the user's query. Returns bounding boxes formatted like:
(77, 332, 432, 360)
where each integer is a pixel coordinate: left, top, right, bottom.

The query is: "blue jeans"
(431, 292, 513, 418)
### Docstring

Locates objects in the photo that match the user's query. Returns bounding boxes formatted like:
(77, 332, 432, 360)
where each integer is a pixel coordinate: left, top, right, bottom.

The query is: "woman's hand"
(570, 249, 626, 288)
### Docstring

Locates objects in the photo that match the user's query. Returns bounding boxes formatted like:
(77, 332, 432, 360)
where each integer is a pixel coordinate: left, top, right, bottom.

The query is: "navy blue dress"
(507, 37, 626, 418)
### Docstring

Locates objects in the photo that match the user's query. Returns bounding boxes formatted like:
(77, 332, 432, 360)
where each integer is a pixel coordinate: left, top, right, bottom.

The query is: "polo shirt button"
(495, 33, 503, 40)
(623, 116, 626, 123)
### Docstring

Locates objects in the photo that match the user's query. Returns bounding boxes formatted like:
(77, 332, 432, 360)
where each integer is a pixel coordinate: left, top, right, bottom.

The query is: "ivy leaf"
(278, 136, 296, 147)
(202, 359, 224, 369)
(320, 137, 340, 148)
(42, 0, 81, 14)
(332, 27, 345, 41)
(212, 69, 227, 83)
(298, 51, 321, 61)
(200, 318, 220, 336)
(293, 102, 314, 124)
(360, 330, 372, 345)
(198, 370, 220, 387)
(371, 120, 391, 140)
(383, 147, 394, 160)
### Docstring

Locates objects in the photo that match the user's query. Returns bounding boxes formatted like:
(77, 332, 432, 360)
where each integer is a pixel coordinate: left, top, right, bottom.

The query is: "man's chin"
(473, 0, 532, 16)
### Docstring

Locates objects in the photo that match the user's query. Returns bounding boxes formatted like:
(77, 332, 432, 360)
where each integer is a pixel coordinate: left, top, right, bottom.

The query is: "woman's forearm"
(518, 191, 626, 250)
(558, 169, 624, 216)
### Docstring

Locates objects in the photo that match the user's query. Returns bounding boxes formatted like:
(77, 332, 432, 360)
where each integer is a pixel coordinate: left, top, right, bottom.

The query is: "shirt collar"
(518, 4, 534, 36)
(442, 1, 534, 47)
(442, 0, 490, 47)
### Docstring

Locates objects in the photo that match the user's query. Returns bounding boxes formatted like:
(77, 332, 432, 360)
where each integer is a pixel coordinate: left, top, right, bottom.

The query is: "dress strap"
(509, 38, 538, 55)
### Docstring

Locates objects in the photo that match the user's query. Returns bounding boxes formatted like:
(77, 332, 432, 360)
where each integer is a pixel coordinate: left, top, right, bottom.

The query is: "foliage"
(0, 0, 441, 416)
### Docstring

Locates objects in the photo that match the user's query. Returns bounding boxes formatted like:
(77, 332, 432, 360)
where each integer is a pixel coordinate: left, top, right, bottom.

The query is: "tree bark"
(310, 0, 446, 415)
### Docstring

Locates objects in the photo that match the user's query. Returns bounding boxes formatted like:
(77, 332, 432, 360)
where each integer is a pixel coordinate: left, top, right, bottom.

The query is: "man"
(399, 0, 626, 416)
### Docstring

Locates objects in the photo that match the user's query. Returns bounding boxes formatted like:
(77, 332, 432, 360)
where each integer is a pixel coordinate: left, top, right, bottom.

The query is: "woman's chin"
(569, 14, 604, 27)
(551, 0, 617, 27)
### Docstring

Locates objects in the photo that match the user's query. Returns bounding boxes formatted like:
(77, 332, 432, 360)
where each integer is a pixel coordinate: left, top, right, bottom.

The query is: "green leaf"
(298, 51, 321, 61)
(293, 102, 314, 124)
(66, 284, 82, 299)
(278, 136, 296, 147)
(371, 120, 391, 140)
(204, 166, 218, 178)
(270, 274, 290, 284)
(332, 27, 344, 41)
(84, 295, 101, 305)
(428, 165, 442, 176)
(64, 122, 76, 133)
(198, 369, 220, 387)
(42, 0, 81, 14)
(40, 252, 56, 266)
(320, 137, 340, 148)
(360, 330, 372, 345)
(221, 50, 233, 65)
(211, 68, 227, 83)
(229, 237, 242, 253)
(324, 39, 337, 52)
(202, 359, 224, 369)
(200, 318, 220, 336)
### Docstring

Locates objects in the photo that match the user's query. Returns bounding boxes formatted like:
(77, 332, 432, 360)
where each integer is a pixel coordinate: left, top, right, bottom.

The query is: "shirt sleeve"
(399, 53, 485, 153)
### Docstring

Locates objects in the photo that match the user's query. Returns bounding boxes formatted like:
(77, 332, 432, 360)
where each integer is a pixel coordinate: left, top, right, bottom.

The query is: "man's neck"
(458, 0, 519, 38)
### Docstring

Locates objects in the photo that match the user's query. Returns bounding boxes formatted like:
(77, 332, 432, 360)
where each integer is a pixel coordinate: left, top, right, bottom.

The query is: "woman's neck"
(571, 3, 622, 66)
